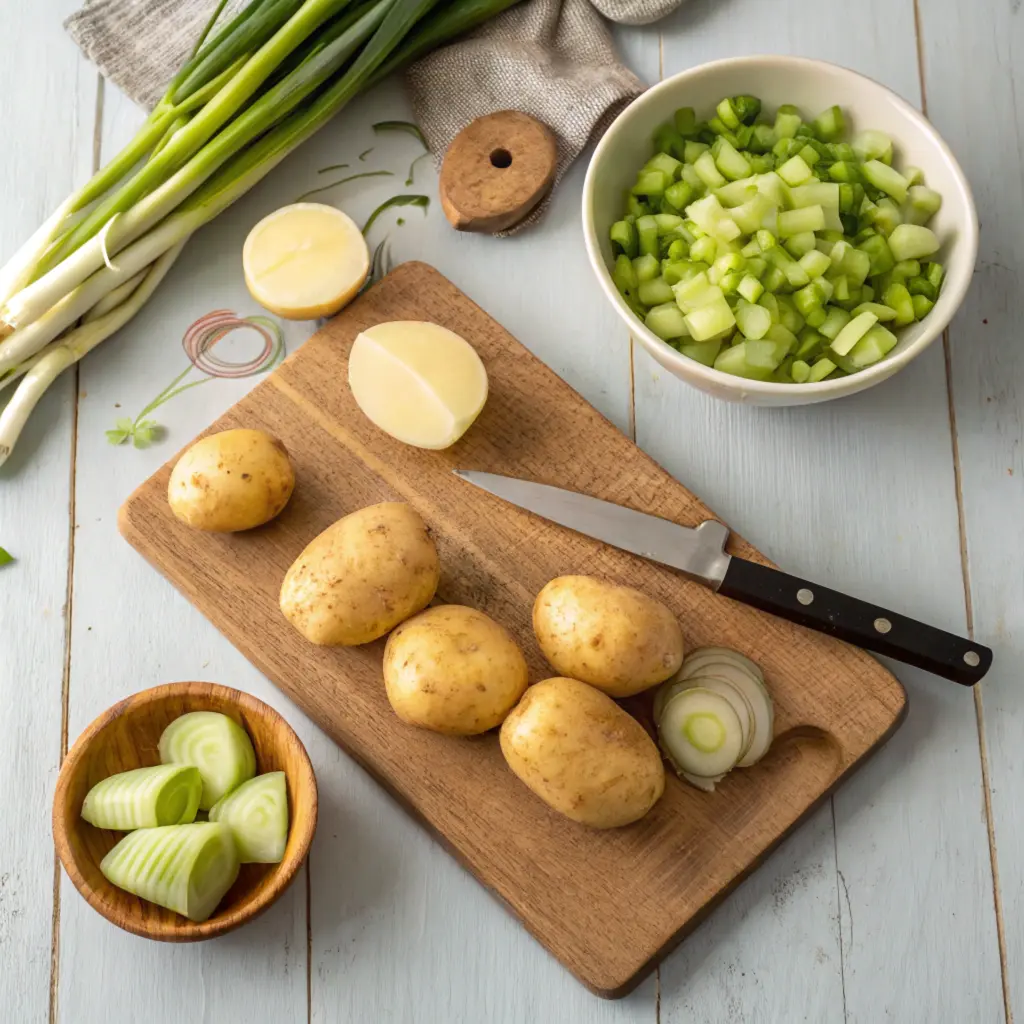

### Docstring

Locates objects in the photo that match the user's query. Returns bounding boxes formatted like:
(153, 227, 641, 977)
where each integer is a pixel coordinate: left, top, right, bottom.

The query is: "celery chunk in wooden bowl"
(582, 55, 977, 406)
(53, 682, 317, 940)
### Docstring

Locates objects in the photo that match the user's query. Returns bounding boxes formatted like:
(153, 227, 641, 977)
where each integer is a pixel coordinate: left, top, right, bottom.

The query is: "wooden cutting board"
(119, 261, 906, 998)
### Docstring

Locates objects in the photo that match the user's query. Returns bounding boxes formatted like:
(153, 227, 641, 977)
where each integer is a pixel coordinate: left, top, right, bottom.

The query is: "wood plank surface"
(652, 1, 1007, 1020)
(916, 0, 1024, 1015)
(0, 3, 92, 1020)
(119, 260, 904, 997)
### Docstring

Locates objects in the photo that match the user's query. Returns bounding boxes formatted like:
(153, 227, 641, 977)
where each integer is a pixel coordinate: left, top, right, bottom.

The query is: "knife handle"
(718, 557, 991, 686)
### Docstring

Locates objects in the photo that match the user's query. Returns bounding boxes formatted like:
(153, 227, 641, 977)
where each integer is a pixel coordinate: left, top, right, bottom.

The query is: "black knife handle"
(718, 557, 991, 686)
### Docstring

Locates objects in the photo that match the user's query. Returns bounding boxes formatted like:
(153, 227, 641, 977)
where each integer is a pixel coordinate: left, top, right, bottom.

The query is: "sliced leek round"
(158, 711, 256, 810)
(100, 822, 240, 922)
(81, 764, 202, 831)
(658, 687, 745, 779)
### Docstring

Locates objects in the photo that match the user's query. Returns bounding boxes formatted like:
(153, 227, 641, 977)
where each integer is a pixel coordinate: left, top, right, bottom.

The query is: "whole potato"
(500, 677, 665, 828)
(280, 502, 439, 645)
(168, 428, 294, 532)
(383, 605, 528, 735)
(533, 576, 684, 697)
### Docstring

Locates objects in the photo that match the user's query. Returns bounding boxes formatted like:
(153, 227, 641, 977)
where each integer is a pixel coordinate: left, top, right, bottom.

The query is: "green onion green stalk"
(0, 0, 522, 468)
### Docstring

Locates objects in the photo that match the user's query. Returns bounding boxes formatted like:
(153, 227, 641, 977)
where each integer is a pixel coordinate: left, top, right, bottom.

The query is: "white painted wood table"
(1, 0, 1020, 1020)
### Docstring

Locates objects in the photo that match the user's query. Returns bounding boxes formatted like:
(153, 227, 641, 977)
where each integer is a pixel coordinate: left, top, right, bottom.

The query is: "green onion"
(0, 547, 12, 567)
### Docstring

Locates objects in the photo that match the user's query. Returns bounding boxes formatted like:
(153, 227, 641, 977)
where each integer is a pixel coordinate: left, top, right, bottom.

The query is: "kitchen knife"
(453, 470, 991, 687)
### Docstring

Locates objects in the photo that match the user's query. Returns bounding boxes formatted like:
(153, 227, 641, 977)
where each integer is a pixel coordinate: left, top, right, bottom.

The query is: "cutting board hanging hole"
(439, 111, 557, 233)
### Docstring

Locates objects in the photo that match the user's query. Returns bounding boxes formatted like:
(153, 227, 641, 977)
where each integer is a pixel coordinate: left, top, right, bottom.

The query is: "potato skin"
(500, 677, 665, 828)
(280, 502, 439, 645)
(383, 605, 528, 735)
(168, 428, 294, 532)
(533, 576, 684, 697)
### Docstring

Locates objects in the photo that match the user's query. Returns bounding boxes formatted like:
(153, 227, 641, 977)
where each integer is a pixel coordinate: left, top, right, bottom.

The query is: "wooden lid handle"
(439, 111, 558, 234)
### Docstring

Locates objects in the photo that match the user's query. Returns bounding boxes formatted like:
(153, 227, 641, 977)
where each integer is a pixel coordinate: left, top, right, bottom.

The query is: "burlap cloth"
(66, 0, 687, 229)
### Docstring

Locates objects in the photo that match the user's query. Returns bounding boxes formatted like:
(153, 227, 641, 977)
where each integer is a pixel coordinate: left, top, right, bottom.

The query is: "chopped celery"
(626, 194, 650, 219)
(735, 299, 772, 340)
(663, 260, 703, 285)
(654, 213, 684, 235)
(830, 310, 878, 356)
(685, 297, 736, 341)
(777, 155, 814, 187)
(737, 274, 764, 303)
(766, 323, 798, 360)
(912, 294, 935, 319)
(905, 185, 942, 224)
(785, 232, 818, 258)
(794, 282, 824, 318)
(813, 105, 845, 142)
(789, 182, 840, 210)
(853, 130, 893, 163)
(678, 338, 723, 366)
(774, 296, 804, 334)
(675, 107, 699, 136)
(745, 256, 768, 279)
(799, 249, 832, 278)
(716, 176, 758, 206)
(798, 144, 820, 167)
(653, 124, 687, 161)
(904, 166, 924, 186)
(851, 301, 898, 322)
(82, 765, 203, 831)
(610, 220, 637, 258)
(791, 359, 812, 383)
(665, 180, 695, 211)
(884, 282, 916, 326)
(638, 277, 675, 306)
(808, 357, 838, 382)
(713, 138, 752, 180)
(759, 293, 780, 323)
(636, 215, 659, 257)
(858, 234, 895, 275)
(632, 170, 671, 197)
(684, 140, 709, 163)
(893, 258, 921, 280)
(795, 328, 824, 360)
(774, 105, 803, 139)
(633, 253, 660, 282)
(646, 302, 690, 340)
(750, 124, 776, 153)
(861, 160, 908, 203)
(729, 195, 773, 234)
(804, 307, 828, 328)
(887, 224, 940, 262)
(667, 238, 690, 260)
(762, 266, 787, 293)
(673, 271, 720, 312)
(871, 198, 902, 236)
(745, 339, 780, 369)
(715, 342, 771, 380)
(908, 275, 937, 300)
(694, 150, 728, 189)
(925, 261, 944, 290)
(209, 772, 289, 864)
(690, 236, 717, 263)
(612, 254, 638, 300)
(844, 324, 898, 369)
(645, 152, 683, 178)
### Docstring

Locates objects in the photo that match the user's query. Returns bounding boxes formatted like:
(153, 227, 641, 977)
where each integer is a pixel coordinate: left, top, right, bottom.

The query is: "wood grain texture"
(53, 682, 317, 941)
(916, 0, 1024, 1014)
(0, 2, 91, 1020)
(119, 260, 904, 997)
(439, 111, 558, 232)
(651, 1, 1005, 1019)
(56, 83, 315, 1024)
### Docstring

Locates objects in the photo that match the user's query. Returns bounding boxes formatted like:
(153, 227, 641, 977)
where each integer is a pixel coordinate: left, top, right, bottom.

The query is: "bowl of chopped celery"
(582, 55, 977, 405)
(53, 682, 317, 941)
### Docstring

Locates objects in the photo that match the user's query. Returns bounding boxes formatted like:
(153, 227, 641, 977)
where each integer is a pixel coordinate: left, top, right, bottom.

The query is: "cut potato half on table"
(243, 203, 369, 319)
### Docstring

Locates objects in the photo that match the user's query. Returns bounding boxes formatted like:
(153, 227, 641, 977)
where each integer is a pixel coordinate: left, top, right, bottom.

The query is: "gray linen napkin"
(66, 0, 683, 229)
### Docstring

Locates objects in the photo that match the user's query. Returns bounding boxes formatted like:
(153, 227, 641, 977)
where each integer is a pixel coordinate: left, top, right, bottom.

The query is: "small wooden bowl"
(53, 682, 317, 941)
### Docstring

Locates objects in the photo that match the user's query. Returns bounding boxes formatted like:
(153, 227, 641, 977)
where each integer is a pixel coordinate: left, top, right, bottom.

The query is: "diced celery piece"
(707, 116, 735, 141)
(797, 144, 820, 167)
(812, 105, 845, 142)
(721, 271, 745, 295)
(774, 105, 803, 139)
(745, 256, 768, 279)
(908, 275, 937, 300)
(788, 182, 840, 210)
(792, 359, 812, 383)
(636, 215, 659, 257)
(612, 255, 638, 300)
(681, 164, 705, 191)
(627, 194, 650, 219)
(804, 307, 827, 329)
(737, 274, 764, 304)
(808, 357, 838, 382)
(903, 166, 924, 186)
(766, 323, 798, 360)
(686, 194, 741, 241)
(831, 311, 878, 356)
(887, 224, 940, 262)
(684, 140, 710, 164)
(610, 220, 637, 258)
(633, 253, 660, 282)
(759, 293, 781, 323)
(912, 294, 935, 319)
(777, 155, 814, 187)
(666, 239, 689, 261)
(871, 197, 902, 236)
(690, 236, 717, 264)
(785, 232, 817, 258)
(694, 150, 728, 188)
(653, 124, 687, 162)
(715, 176, 758, 206)
(754, 229, 777, 252)
(663, 260, 704, 286)
(861, 284, 874, 302)
(713, 137, 753, 181)
(735, 299, 772, 340)
(646, 302, 691, 340)
(709, 252, 745, 282)
(685, 296, 736, 341)
(851, 301, 897, 321)
(675, 108, 699, 136)
(732, 95, 762, 126)
(754, 172, 788, 207)
(883, 282, 916, 326)
(832, 275, 851, 303)
(665, 180, 696, 211)
(778, 205, 825, 237)
(853, 130, 893, 163)
(678, 338, 723, 366)
(839, 182, 865, 214)
(799, 249, 832, 278)
(716, 97, 741, 129)
(829, 160, 861, 183)
(892, 258, 921, 280)
(750, 124, 776, 153)
(762, 266, 787, 293)
(861, 160, 909, 203)
(638, 277, 675, 306)
(840, 247, 872, 285)
(794, 282, 825, 318)
(633, 170, 671, 197)
(795, 328, 824, 360)
(845, 324, 898, 368)
(904, 185, 942, 225)
(782, 260, 811, 289)
(925, 261, 944, 290)
(729, 194, 774, 235)
(673, 271, 721, 311)
(714, 341, 772, 380)
(858, 235, 895, 275)
(745, 339, 781, 369)
(645, 152, 683, 178)
(654, 213, 685, 235)
(775, 295, 805, 334)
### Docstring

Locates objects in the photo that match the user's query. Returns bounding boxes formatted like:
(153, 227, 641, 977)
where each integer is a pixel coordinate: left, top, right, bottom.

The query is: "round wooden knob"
(439, 111, 558, 233)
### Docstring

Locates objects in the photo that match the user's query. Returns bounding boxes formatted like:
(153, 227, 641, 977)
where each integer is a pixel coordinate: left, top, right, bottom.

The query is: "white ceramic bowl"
(582, 55, 978, 406)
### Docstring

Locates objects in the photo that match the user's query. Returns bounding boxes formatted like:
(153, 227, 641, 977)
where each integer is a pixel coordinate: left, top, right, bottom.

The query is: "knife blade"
(453, 470, 992, 687)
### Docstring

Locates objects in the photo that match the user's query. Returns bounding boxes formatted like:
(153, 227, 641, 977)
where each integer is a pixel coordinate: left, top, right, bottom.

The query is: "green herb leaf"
(317, 163, 349, 175)
(372, 120, 427, 148)
(0, 547, 13, 567)
(106, 428, 130, 446)
(362, 194, 429, 236)
(295, 169, 392, 202)
(405, 151, 431, 186)
(358, 147, 374, 162)
(115, 417, 134, 432)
